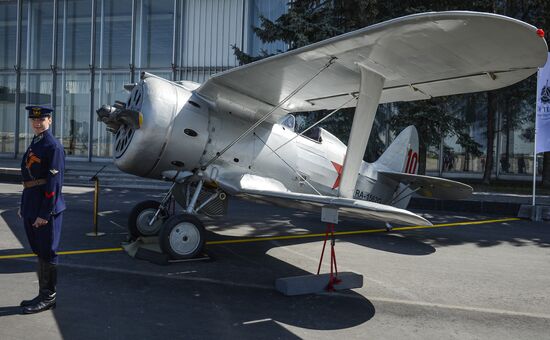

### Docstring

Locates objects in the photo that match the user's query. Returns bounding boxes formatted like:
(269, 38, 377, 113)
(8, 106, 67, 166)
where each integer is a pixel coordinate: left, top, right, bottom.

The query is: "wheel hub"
(169, 222, 200, 255)
(136, 209, 163, 235)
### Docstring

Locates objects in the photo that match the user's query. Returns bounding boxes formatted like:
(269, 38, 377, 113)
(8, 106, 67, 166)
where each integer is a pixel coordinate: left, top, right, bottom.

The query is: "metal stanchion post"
(87, 166, 106, 237)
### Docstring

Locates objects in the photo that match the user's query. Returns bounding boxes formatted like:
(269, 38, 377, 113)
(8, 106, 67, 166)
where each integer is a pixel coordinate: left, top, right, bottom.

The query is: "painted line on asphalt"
(0, 217, 520, 259)
(0, 247, 124, 259)
(206, 217, 520, 245)
(242, 318, 273, 325)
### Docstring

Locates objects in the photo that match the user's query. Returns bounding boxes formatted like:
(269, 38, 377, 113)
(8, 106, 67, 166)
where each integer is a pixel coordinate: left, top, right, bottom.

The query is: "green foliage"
(389, 98, 480, 154)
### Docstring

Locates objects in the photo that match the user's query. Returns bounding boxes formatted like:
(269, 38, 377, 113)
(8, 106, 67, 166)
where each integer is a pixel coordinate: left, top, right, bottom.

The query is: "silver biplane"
(97, 11, 548, 259)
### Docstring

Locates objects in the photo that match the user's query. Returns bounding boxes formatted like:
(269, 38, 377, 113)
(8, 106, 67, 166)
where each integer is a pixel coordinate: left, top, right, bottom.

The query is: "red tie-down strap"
(44, 191, 55, 199)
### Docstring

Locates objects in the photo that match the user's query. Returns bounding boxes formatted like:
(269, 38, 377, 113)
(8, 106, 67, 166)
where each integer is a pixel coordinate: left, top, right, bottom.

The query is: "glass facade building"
(0, 0, 286, 160)
(0, 0, 540, 180)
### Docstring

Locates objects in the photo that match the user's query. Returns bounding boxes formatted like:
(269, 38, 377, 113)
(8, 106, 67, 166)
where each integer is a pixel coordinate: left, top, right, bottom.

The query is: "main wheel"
(160, 214, 205, 259)
(128, 200, 167, 239)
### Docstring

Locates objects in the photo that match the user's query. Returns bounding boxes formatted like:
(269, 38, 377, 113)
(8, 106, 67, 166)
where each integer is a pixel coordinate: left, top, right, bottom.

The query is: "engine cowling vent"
(114, 125, 134, 159)
(113, 85, 142, 158)
(184, 128, 198, 137)
(127, 85, 143, 110)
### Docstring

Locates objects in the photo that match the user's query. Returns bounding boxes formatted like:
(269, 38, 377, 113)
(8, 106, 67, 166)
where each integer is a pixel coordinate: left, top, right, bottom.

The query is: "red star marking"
(44, 192, 55, 199)
(331, 161, 343, 189)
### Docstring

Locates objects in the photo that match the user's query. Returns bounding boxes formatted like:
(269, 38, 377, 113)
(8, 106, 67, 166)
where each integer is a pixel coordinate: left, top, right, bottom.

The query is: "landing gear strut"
(127, 161, 187, 240)
(127, 162, 226, 259)
(158, 171, 208, 259)
(156, 166, 225, 259)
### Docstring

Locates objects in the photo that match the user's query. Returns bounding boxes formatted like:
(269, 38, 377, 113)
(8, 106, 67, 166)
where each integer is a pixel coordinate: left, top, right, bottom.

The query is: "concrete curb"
(409, 197, 523, 215)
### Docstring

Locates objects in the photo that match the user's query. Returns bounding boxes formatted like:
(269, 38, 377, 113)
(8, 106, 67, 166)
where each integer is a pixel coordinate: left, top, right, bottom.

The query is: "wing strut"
(338, 65, 385, 198)
(390, 184, 421, 206)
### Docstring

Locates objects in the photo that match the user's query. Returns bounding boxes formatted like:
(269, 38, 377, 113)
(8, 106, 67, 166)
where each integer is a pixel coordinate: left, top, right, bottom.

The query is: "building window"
(57, 0, 92, 70)
(93, 71, 129, 157)
(95, 0, 132, 69)
(21, 0, 54, 70)
(57, 71, 90, 156)
(0, 1, 18, 70)
(136, 0, 174, 68)
(0, 73, 17, 154)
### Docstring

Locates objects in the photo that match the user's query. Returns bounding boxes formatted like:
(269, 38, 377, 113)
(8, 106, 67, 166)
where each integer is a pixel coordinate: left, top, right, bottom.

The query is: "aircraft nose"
(97, 73, 202, 178)
(97, 86, 144, 161)
(109, 76, 181, 177)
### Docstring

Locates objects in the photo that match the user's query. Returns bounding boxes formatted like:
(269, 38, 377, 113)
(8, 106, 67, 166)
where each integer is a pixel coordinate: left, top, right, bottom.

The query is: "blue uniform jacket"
(21, 129, 66, 220)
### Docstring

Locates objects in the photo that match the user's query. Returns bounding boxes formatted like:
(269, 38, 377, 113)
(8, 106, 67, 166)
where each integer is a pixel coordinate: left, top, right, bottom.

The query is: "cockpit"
(280, 114, 296, 130)
(278, 114, 322, 143)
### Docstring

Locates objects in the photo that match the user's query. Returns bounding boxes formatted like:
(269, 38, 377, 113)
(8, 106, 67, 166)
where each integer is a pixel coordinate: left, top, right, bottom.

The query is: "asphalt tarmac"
(1, 183, 549, 339)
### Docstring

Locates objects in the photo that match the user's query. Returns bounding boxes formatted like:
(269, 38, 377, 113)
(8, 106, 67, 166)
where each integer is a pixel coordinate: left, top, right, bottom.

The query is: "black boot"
(23, 261, 57, 314)
(20, 259, 45, 307)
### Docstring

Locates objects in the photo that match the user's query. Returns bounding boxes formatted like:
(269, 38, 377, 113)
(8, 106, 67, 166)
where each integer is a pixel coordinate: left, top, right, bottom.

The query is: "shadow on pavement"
(50, 264, 376, 338)
(349, 233, 436, 255)
(0, 306, 22, 317)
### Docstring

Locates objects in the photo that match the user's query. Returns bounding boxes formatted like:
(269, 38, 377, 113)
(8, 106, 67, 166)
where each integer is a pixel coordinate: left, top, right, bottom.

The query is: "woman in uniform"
(18, 105, 66, 314)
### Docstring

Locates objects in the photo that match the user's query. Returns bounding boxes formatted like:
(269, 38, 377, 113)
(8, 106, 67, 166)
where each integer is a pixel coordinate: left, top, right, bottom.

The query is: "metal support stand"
(87, 172, 105, 237)
(274, 207, 363, 296)
(316, 222, 342, 291)
(318, 207, 342, 291)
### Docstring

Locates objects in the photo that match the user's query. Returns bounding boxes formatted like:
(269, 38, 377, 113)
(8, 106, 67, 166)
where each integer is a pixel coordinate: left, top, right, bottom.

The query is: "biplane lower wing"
(219, 174, 431, 226)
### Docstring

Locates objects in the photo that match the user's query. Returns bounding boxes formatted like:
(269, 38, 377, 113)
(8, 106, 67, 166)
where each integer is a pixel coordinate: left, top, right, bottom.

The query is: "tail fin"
(372, 126, 419, 209)
(375, 125, 419, 174)
(355, 126, 419, 208)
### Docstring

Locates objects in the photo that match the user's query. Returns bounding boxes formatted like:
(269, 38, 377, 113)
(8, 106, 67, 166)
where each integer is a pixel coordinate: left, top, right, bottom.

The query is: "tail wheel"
(128, 200, 167, 239)
(160, 214, 205, 259)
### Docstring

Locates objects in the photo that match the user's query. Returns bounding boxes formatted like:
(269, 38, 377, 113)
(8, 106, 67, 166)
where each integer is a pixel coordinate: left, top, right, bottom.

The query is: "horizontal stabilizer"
(378, 171, 472, 200)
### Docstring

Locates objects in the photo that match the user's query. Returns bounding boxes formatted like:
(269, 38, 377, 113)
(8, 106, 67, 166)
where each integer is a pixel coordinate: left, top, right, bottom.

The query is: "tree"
(483, 91, 497, 184)
(388, 97, 482, 174)
(480, 0, 550, 184)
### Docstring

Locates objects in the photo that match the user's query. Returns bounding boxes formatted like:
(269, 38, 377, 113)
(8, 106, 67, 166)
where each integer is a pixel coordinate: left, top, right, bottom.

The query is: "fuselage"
(111, 74, 403, 204)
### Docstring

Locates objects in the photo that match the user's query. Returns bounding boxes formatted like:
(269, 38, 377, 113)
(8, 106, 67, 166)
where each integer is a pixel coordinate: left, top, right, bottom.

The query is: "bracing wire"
(201, 56, 338, 169)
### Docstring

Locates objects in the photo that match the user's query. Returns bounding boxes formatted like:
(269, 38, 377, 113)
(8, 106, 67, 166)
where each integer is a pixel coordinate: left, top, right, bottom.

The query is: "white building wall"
(180, 0, 287, 83)
(182, 0, 244, 68)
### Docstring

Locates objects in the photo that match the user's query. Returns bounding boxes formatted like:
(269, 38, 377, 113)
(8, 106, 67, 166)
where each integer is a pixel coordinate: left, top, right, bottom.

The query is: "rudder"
(375, 125, 419, 174)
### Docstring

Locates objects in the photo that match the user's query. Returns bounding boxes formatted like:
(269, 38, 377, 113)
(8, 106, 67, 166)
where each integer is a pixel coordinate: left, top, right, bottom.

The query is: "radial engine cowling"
(104, 73, 209, 179)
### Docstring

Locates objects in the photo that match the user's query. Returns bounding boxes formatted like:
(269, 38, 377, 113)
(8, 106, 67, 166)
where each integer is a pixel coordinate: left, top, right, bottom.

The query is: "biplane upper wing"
(218, 174, 431, 226)
(196, 11, 548, 124)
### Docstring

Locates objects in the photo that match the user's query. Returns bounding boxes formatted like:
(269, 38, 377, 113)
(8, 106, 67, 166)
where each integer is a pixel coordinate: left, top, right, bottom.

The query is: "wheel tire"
(160, 214, 205, 259)
(128, 200, 167, 239)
